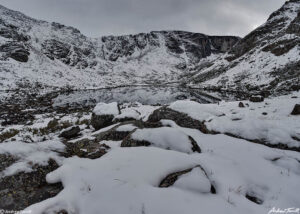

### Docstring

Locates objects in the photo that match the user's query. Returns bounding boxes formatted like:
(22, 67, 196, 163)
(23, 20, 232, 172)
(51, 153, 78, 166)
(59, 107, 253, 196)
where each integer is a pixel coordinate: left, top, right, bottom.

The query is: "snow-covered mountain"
(190, 0, 300, 93)
(0, 4, 239, 90)
(1, 0, 300, 93)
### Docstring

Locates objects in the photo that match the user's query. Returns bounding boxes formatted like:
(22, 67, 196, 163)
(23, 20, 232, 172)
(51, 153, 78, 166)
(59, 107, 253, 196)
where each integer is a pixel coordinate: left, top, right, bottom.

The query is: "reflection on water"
(53, 86, 224, 107)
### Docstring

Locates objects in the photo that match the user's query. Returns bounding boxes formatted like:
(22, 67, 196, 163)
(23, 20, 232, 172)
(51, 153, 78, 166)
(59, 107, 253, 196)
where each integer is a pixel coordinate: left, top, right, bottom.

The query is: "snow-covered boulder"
(0, 159, 62, 210)
(148, 106, 210, 133)
(121, 127, 201, 153)
(91, 102, 120, 130)
(114, 108, 140, 122)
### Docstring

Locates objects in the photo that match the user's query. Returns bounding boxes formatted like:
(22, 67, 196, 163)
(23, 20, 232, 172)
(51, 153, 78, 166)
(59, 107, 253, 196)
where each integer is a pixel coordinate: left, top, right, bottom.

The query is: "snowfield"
(24, 137, 300, 214)
(0, 92, 299, 214)
(170, 92, 300, 149)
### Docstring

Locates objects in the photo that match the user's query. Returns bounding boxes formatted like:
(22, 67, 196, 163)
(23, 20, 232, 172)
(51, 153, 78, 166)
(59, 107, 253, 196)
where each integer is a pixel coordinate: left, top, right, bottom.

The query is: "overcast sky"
(0, 0, 286, 37)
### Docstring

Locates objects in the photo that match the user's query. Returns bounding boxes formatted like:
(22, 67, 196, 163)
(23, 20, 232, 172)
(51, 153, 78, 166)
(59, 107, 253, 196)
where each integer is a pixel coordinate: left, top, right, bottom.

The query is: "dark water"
(53, 86, 227, 107)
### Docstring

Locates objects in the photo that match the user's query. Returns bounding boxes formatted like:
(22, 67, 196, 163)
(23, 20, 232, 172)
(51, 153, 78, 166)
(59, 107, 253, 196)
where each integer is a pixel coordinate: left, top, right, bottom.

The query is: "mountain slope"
(190, 0, 300, 93)
(0, 4, 239, 90)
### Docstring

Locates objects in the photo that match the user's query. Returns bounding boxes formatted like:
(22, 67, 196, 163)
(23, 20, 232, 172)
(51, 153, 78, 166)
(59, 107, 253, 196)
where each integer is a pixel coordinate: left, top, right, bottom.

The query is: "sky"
(0, 0, 286, 38)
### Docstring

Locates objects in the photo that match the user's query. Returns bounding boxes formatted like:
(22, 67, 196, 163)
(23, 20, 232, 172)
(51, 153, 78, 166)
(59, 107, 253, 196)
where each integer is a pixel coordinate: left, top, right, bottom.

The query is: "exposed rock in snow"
(238, 102, 245, 108)
(291, 104, 300, 115)
(0, 159, 62, 210)
(159, 165, 214, 194)
(59, 126, 80, 139)
(91, 102, 120, 130)
(148, 107, 210, 133)
(64, 141, 109, 159)
(249, 95, 264, 103)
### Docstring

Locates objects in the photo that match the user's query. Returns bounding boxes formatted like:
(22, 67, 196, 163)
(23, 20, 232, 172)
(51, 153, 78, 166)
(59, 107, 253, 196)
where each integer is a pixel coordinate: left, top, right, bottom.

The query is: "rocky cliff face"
(100, 31, 238, 63)
(190, 0, 300, 94)
(0, 4, 239, 90)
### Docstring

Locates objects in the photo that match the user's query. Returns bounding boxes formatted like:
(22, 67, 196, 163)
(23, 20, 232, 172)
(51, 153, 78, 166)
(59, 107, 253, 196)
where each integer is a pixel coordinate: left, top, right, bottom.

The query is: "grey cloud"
(0, 0, 286, 37)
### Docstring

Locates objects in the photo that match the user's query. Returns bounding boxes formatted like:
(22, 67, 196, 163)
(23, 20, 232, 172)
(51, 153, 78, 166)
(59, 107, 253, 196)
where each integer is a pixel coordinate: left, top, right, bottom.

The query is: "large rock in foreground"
(0, 159, 62, 210)
(91, 102, 120, 130)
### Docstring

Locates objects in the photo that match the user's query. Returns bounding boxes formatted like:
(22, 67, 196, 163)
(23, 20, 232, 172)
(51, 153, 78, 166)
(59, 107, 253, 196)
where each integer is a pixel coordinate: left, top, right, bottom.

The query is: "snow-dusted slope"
(190, 0, 300, 93)
(0, 4, 239, 90)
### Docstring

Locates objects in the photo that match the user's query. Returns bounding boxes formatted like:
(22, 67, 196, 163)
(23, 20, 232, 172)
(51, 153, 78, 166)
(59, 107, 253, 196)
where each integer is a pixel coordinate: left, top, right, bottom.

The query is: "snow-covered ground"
(0, 91, 299, 213)
(170, 91, 300, 149)
(26, 141, 300, 214)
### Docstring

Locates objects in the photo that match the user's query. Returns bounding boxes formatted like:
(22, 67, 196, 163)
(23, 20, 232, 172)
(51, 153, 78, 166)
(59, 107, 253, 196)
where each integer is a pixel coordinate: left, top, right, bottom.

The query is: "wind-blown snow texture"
(0, 4, 238, 91)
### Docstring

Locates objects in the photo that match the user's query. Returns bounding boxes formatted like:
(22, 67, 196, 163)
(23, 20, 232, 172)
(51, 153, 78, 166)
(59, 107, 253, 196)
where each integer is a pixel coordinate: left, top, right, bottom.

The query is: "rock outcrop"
(190, 0, 300, 94)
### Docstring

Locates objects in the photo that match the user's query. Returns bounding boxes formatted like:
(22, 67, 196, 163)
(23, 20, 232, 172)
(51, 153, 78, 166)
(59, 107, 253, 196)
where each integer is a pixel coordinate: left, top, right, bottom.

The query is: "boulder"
(64, 140, 109, 159)
(91, 102, 120, 130)
(148, 107, 210, 133)
(249, 95, 264, 103)
(91, 114, 115, 130)
(0, 159, 62, 210)
(59, 126, 80, 139)
(291, 104, 300, 115)
(238, 102, 245, 108)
